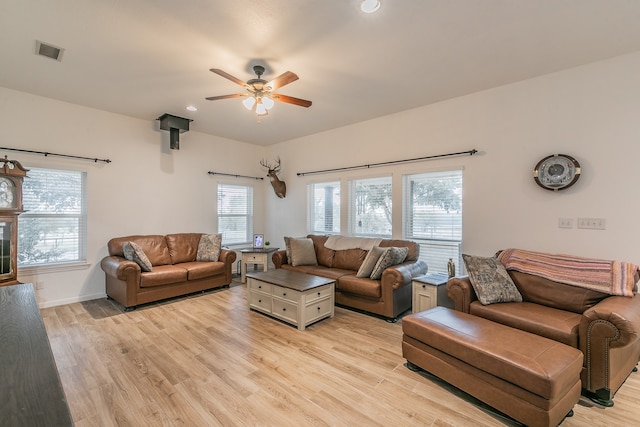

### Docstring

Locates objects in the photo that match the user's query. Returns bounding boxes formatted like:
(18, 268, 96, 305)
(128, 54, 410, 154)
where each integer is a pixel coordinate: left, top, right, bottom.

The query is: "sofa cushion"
(509, 271, 609, 314)
(196, 233, 222, 262)
(370, 247, 408, 280)
(333, 248, 367, 271)
(356, 246, 387, 278)
(284, 236, 307, 263)
(337, 275, 382, 299)
(180, 261, 225, 280)
(463, 254, 523, 305)
(123, 241, 153, 272)
(379, 239, 419, 262)
(108, 235, 172, 266)
(139, 265, 188, 288)
(307, 235, 335, 267)
(470, 301, 581, 347)
(166, 233, 201, 264)
(289, 238, 318, 266)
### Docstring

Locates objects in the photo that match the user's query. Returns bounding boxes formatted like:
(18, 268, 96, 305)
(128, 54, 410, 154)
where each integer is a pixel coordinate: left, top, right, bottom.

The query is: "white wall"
(0, 87, 268, 307)
(265, 52, 640, 267)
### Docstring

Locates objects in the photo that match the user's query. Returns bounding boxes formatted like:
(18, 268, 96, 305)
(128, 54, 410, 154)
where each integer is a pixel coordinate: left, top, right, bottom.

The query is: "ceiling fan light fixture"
(255, 101, 267, 116)
(242, 96, 256, 110)
(361, 0, 380, 13)
(262, 96, 275, 110)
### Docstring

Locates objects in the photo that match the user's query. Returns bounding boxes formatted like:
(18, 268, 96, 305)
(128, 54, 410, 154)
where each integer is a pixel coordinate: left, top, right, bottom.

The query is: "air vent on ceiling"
(35, 40, 64, 61)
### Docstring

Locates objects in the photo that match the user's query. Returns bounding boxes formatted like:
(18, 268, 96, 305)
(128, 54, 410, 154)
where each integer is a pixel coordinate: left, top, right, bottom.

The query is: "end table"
(240, 247, 279, 283)
(412, 272, 455, 313)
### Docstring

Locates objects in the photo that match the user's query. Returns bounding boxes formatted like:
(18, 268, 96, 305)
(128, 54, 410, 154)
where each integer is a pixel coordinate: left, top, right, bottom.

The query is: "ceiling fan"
(206, 65, 312, 117)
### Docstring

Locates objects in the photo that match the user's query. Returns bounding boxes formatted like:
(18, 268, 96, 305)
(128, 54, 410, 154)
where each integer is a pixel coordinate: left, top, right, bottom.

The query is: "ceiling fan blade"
(267, 71, 299, 90)
(205, 94, 246, 101)
(210, 69, 247, 87)
(271, 94, 312, 108)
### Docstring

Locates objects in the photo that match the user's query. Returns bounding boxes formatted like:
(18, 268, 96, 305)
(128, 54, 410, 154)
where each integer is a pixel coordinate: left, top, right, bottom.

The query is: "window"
(217, 183, 253, 245)
(403, 169, 462, 274)
(348, 176, 392, 237)
(18, 167, 87, 266)
(307, 181, 340, 234)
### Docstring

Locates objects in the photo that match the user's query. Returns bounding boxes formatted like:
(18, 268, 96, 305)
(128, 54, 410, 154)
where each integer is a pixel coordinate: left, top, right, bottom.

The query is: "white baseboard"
(38, 292, 107, 309)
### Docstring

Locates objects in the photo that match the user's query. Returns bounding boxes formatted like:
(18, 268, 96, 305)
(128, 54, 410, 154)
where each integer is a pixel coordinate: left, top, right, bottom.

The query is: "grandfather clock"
(0, 156, 28, 286)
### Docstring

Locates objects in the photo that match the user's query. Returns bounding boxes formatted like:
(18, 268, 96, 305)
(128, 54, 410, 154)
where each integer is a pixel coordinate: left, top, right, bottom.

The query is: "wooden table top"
(246, 269, 335, 292)
(0, 283, 73, 426)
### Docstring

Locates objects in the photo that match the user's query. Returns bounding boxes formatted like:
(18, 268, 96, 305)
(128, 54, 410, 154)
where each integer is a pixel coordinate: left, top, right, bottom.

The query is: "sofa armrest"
(446, 276, 477, 313)
(272, 250, 288, 268)
(581, 294, 640, 350)
(381, 260, 428, 291)
(218, 249, 237, 265)
(100, 255, 140, 282)
(579, 294, 640, 395)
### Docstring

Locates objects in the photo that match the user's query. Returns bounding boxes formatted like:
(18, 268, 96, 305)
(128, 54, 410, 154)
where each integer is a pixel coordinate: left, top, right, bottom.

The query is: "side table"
(240, 247, 279, 283)
(412, 272, 455, 313)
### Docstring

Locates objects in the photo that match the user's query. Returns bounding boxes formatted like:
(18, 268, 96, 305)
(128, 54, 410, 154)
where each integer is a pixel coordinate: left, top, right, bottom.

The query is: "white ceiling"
(2, 1, 640, 146)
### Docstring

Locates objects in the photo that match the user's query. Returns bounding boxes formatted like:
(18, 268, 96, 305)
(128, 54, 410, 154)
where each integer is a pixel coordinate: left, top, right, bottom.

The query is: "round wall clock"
(533, 154, 581, 191)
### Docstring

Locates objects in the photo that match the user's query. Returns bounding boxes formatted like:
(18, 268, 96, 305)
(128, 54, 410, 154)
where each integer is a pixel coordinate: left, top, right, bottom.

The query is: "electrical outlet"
(558, 218, 573, 229)
(577, 217, 606, 230)
(35, 281, 45, 290)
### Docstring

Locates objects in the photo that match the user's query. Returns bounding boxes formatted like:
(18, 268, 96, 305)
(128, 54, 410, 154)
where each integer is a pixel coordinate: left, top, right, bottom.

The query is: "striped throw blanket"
(497, 248, 639, 297)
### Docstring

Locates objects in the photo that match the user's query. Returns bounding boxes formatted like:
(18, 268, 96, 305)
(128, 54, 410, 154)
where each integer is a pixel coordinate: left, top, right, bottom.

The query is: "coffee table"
(246, 269, 335, 330)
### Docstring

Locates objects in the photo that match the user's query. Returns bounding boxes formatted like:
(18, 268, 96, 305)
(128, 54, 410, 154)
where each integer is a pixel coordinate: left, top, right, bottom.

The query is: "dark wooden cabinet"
(0, 156, 27, 286)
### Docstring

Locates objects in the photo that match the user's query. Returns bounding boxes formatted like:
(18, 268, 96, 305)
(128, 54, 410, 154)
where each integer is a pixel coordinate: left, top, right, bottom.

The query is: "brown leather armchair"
(447, 271, 640, 405)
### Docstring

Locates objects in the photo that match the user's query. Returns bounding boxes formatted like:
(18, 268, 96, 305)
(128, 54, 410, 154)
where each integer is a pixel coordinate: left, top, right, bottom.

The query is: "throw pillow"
(370, 247, 409, 280)
(356, 246, 387, 278)
(196, 233, 222, 262)
(123, 241, 153, 272)
(462, 254, 523, 305)
(289, 238, 318, 267)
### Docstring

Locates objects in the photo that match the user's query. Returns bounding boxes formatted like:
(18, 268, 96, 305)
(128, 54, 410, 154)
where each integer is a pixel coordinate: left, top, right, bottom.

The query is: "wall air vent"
(35, 40, 64, 61)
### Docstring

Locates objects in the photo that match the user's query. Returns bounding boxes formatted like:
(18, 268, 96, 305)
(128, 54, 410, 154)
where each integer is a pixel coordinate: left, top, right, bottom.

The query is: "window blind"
(18, 168, 87, 266)
(403, 169, 463, 274)
(348, 176, 392, 238)
(307, 181, 340, 234)
(217, 183, 253, 245)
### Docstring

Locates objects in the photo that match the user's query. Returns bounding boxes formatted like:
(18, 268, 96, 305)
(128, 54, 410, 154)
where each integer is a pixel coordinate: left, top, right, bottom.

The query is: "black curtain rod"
(208, 171, 264, 180)
(297, 149, 478, 176)
(0, 146, 111, 163)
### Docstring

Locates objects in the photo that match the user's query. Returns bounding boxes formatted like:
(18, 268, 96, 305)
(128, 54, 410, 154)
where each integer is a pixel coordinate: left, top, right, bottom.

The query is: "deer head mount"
(260, 157, 287, 198)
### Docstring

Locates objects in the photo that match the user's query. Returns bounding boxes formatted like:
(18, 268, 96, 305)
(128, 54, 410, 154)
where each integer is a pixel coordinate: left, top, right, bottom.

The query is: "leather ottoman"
(402, 307, 583, 427)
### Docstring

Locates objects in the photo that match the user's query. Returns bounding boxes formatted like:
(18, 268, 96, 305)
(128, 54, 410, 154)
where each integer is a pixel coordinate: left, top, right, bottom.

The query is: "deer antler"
(272, 157, 281, 173)
(260, 158, 281, 173)
(260, 158, 272, 169)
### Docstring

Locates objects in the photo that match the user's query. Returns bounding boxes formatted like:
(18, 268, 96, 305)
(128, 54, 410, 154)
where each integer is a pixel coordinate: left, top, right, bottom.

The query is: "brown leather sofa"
(101, 233, 236, 310)
(272, 235, 427, 321)
(446, 266, 640, 405)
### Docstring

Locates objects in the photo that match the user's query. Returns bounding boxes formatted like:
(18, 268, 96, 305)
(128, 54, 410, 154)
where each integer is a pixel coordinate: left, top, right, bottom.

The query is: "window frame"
(348, 174, 393, 238)
(307, 180, 341, 235)
(217, 182, 254, 246)
(17, 166, 88, 269)
(402, 168, 463, 275)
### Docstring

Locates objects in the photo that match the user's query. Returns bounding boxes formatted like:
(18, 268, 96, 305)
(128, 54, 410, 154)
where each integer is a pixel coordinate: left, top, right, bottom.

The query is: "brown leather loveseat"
(101, 233, 236, 310)
(446, 249, 640, 405)
(272, 234, 427, 321)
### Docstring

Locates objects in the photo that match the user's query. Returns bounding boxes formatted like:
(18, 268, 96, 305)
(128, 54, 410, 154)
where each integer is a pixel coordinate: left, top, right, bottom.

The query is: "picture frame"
(253, 234, 264, 249)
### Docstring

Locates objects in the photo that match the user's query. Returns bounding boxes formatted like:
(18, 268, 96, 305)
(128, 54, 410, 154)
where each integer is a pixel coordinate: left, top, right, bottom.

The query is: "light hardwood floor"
(41, 279, 640, 426)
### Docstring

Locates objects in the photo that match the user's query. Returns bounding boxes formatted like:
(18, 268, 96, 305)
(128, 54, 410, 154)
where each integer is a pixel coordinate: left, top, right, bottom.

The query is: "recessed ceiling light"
(186, 105, 198, 112)
(361, 0, 380, 13)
